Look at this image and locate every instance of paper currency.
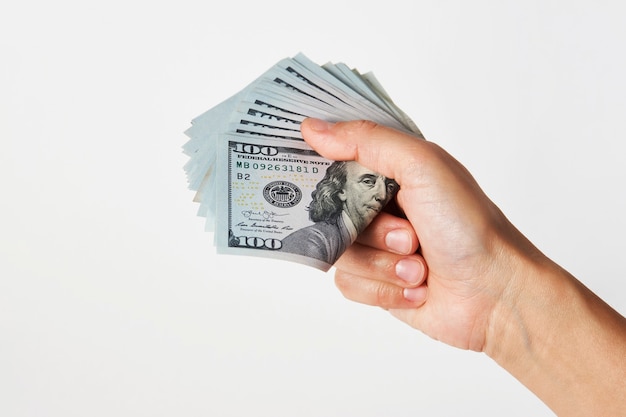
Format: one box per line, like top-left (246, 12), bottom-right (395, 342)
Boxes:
top-left (183, 53), bottom-right (422, 271)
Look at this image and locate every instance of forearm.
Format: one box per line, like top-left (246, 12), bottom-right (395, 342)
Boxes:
top-left (486, 249), bottom-right (626, 416)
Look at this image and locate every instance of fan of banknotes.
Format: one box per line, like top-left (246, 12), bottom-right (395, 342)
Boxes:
top-left (183, 52), bottom-right (423, 271)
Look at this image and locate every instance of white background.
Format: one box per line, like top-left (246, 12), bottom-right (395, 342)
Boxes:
top-left (2, 1), bottom-right (625, 416)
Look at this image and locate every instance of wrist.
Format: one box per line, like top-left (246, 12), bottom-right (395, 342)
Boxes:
top-left (484, 257), bottom-right (557, 363)
top-left (483, 236), bottom-right (626, 415)
top-left (482, 236), bottom-right (553, 366)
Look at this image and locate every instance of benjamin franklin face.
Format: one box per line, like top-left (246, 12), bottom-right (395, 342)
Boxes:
top-left (339, 161), bottom-right (397, 231)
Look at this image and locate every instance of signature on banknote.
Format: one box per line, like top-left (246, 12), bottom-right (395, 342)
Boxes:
top-left (241, 210), bottom-right (288, 220)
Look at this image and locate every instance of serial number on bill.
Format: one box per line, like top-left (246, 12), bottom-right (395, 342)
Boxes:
top-left (235, 162), bottom-right (320, 174)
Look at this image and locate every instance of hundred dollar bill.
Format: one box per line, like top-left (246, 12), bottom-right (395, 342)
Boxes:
top-left (214, 135), bottom-right (334, 270)
top-left (321, 62), bottom-right (421, 134)
top-left (214, 135), bottom-right (399, 271)
top-left (183, 52), bottom-right (421, 269)
top-left (291, 53), bottom-right (422, 136)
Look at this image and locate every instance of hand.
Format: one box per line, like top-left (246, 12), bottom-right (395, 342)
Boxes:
top-left (300, 118), bottom-right (545, 352)
top-left (300, 118), bottom-right (626, 416)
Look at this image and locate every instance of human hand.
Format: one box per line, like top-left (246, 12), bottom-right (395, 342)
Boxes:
top-left (300, 118), bottom-right (546, 352)
top-left (301, 118), bottom-right (626, 416)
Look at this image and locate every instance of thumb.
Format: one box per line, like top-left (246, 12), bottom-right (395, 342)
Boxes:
top-left (300, 118), bottom-right (427, 186)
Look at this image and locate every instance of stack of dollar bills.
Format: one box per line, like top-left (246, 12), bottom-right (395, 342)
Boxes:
top-left (183, 52), bottom-right (423, 271)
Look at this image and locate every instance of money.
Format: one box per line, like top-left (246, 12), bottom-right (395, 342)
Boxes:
top-left (183, 53), bottom-right (423, 270)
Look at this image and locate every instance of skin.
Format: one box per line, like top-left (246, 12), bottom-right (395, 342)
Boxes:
top-left (300, 118), bottom-right (626, 417)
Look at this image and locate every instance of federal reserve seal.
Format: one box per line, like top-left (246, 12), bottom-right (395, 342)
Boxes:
top-left (263, 181), bottom-right (302, 208)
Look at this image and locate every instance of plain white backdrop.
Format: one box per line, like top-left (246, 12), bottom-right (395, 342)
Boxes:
top-left (2, 1), bottom-right (625, 416)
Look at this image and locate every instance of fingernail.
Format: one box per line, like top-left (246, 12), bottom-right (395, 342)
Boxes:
top-left (305, 118), bottom-right (333, 132)
top-left (395, 258), bottom-right (423, 284)
top-left (386, 229), bottom-right (412, 254)
top-left (403, 287), bottom-right (427, 303)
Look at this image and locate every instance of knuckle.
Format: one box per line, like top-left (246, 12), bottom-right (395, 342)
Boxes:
top-left (373, 282), bottom-right (397, 308)
top-left (370, 251), bottom-right (396, 273)
top-left (338, 119), bottom-right (381, 136)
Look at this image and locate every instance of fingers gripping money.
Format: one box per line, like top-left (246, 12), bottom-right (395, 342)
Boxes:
top-left (183, 53), bottom-right (421, 270)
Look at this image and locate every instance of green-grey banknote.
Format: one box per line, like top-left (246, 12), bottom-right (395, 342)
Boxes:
top-left (183, 53), bottom-right (422, 270)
